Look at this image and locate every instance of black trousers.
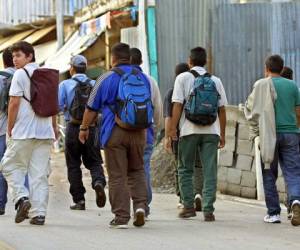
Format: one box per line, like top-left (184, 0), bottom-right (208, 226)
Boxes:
top-left (65, 122), bottom-right (106, 203)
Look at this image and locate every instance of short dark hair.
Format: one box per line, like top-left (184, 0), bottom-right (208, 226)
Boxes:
top-left (265, 55), bottom-right (284, 74)
top-left (190, 47), bottom-right (207, 67)
top-left (111, 43), bottom-right (130, 63)
top-left (73, 65), bottom-right (87, 74)
top-left (130, 48), bottom-right (142, 65)
top-left (281, 66), bottom-right (293, 80)
top-left (175, 63), bottom-right (189, 77)
top-left (2, 48), bottom-right (14, 68)
top-left (10, 41), bottom-right (36, 62)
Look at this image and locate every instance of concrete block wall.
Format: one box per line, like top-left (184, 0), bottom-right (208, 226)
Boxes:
top-left (217, 106), bottom-right (287, 202)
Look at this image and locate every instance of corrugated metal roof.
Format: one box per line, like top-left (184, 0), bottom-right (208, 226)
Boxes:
top-left (155, 0), bottom-right (230, 99)
top-left (45, 30), bottom-right (103, 73)
top-left (212, 2), bottom-right (300, 105)
top-left (0, 29), bottom-right (35, 52)
top-left (24, 25), bottom-right (56, 44)
top-left (0, 0), bottom-right (96, 26)
top-left (34, 40), bottom-right (57, 65)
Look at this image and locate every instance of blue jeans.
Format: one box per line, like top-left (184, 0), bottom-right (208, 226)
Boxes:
top-left (143, 144), bottom-right (154, 214)
top-left (0, 135), bottom-right (8, 209)
top-left (263, 133), bottom-right (300, 216)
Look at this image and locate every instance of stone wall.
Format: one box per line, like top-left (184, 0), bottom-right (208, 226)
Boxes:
top-left (151, 105), bottom-right (287, 202)
top-left (218, 106), bottom-right (287, 202)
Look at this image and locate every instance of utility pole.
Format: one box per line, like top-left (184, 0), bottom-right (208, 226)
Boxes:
top-left (56, 0), bottom-right (64, 50)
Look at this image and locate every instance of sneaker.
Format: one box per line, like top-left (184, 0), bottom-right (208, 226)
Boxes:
top-left (30, 216), bottom-right (45, 226)
top-left (133, 208), bottom-right (145, 227)
top-left (204, 213), bottom-right (215, 222)
top-left (15, 197), bottom-right (31, 223)
top-left (177, 202), bottom-right (184, 209)
top-left (263, 214), bottom-right (281, 224)
top-left (178, 207), bottom-right (196, 219)
top-left (0, 208), bottom-right (5, 215)
top-left (70, 200), bottom-right (85, 210)
top-left (291, 200), bottom-right (300, 226)
top-left (109, 219), bottom-right (128, 229)
top-left (194, 194), bottom-right (202, 212)
top-left (94, 182), bottom-right (106, 208)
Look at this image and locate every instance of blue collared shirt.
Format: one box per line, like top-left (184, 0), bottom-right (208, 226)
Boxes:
top-left (58, 74), bottom-right (95, 121)
top-left (87, 64), bottom-right (151, 147)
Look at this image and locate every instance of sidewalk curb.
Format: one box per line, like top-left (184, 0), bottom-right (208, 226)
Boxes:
top-left (217, 193), bottom-right (287, 210)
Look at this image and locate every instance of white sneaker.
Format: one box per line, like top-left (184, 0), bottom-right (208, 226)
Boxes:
top-left (177, 202), bottom-right (184, 209)
top-left (291, 200), bottom-right (300, 226)
top-left (263, 214), bottom-right (281, 223)
top-left (194, 194), bottom-right (202, 212)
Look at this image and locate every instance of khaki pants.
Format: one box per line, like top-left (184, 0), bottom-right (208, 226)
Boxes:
top-left (104, 126), bottom-right (147, 223)
top-left (0, 138), bottom-right (52, 217)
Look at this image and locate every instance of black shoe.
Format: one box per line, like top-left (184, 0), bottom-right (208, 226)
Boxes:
top-left (30, 216), bottom-right (45, 225)
top-left (109, 219), bottom-right (129, 229)
top-left (133, 208), bottom-right (145, 227)
top-left (0, 208), bottom-right (5, 215)
top-left (204, 213), bottom-right (215, 222)
top-left (70, 200), bottom-right (85, 210)
top-left (15, 197), bottom-right (31, 223)
top-left (178, 207), bottom-right (196, 219)
top-left (94, 182), bottom-right (106, 208)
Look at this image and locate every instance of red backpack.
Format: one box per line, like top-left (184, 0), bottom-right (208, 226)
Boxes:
top-left (23, 68), bottom-right (59, 117)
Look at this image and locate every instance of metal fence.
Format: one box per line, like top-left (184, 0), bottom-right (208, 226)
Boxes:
top-left (212, 2), bottom-right (300, 104)
top-left (0, 0), bottom-right (96, 26)
top-left (155, 0), bottom-right (230, 99)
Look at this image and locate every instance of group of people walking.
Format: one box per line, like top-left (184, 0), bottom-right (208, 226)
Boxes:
top-left (0, 40), bottom-right (299, 229)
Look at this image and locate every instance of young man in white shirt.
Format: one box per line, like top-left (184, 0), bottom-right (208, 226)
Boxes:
top-left (0, 41), bottom-right (56, 225)
top-left (168, 47), bottom-right (227, 221)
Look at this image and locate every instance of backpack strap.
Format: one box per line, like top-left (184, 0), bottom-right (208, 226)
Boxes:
top-left (0, 71), bottom-right (13, 79)
top-left (111, 67), bottom-right (125, 76)
top-left (73, 77), bottom-right (92, 85)
top-left (190, 70), bottom-right (200, 78)
top-left (22, 68), bottom-right (31, 102)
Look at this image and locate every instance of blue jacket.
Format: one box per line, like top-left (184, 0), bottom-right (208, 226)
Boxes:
top-left (87, 64), bottom-right (152, 147)
top-left (59, 74), bottom-right (95, 121)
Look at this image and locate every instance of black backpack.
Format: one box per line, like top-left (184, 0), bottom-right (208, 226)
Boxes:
top-left (0, 71), bottom-right (13, 114)
top-left (69, 78), bottom-right (93, 122)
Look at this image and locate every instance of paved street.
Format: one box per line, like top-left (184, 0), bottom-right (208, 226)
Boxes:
top-left (0, 153), bottom-right (299, 250)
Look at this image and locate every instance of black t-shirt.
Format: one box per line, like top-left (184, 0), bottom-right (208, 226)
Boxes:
top-left (163, 88), bottom-right (174, 118)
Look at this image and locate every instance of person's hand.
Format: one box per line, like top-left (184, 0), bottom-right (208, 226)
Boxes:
top-left (79, 129), bottom-right (89, 144)
top-left (7, 127), bottom-right (12, 138)
top-left (219, 135), bottom-right (225, 149)
top-left (168, 127), bottom-right (178, 141)
top-left (164, 137), bottom-right (172, 154)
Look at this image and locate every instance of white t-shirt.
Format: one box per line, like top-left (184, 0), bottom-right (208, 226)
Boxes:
top-left (9, 63), bottom-right (55, 140)
top-left (172, 66), bottom-right (228, 137)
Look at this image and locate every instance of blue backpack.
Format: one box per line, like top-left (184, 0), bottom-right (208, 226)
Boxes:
top-left (111, 67), bottom-right (153, 130)
top-left (184, 70), bottom-right (220, 125)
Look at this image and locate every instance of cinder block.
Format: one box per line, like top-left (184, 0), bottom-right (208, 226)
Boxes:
top-left (225, 105), bottom-right (239, 121)
top-left (236, 155), bottom-right (253, 171)
top-left (227, 183), bottom-right (241, 196)
top-left (238, 124), bottom-right (250, 140)
top-left (224, 136), bottom-right (236, 152)
top-left (278, 192), bottom-right (287, 203)
top-left (226, 120), bottom-right (237, 137)
top-left (237, 109), bottom-right (248, 124)
top-left (276, 177), bottom-right (286, 193)
top-left (218, 150), bottom-right (234, 167)
top-left (227, 168), bottom-right (242, 185)
top-left (241, 171), bottom-right (256, 188)
top-left (241, 187), bottom-right (256, 199)
top-left (217, 181), bottom-right (228, 194)
top-left (236, 139), bottom-right (254, 156)
top-left (218, 166), bottom-right (228, 182)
